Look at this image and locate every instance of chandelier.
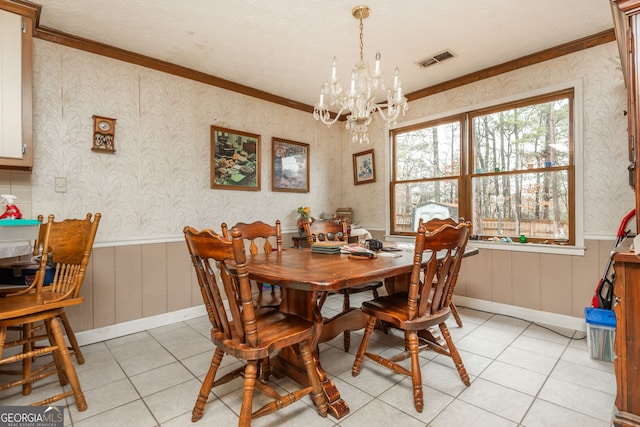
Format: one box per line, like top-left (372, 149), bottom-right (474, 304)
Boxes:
top-left (313, 5), bottom-right (409, 144)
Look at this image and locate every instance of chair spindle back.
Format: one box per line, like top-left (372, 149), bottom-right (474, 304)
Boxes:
top-left (35, 213), bottom-right (100, 299)
top-left (184, 226), bottom-right (258, 346)
top-left (408, 221), bottom-right (470, 321)
top-left (221, 220), bottom-right (282, 255)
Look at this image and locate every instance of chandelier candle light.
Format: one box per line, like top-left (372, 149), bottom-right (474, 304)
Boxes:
top-left (313, 5), bottom-right (408, 144)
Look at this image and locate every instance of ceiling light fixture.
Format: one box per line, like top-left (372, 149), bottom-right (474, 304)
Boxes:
top-left (313, 5), bottom-right (408, 144)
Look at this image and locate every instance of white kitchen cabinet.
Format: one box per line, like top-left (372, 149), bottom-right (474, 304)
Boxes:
top-left (0, 6), bottom-right (32, 170)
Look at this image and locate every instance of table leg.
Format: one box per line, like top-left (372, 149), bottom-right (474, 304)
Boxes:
top-left (273, 287), bottom-right (362, 419)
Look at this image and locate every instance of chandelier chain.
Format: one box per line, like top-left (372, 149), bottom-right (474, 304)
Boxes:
top-left (359, 16), bottom-right (364, 63)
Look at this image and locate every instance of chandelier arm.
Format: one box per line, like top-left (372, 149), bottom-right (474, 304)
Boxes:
top-left (372, 103), bottom-right (399, 124)
top-left (314, 105), bottom-right (347, 126)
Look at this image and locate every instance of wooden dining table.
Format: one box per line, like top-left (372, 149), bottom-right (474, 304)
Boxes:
top-left (246, 245), bottom-right (478, 419)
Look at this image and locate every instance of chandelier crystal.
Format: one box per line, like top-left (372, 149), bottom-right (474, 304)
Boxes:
top-left (313, 5), bottom-right (409, 144)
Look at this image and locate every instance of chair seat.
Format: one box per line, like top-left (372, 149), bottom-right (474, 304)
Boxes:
top-left (213, 307), bottom-right (315, 360)
top-left (0, 294), bottom-right (83, 320)
top-left (361, 293), bottom-right (451, 331)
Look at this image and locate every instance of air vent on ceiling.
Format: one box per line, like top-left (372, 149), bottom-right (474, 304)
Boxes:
top-left (416, 50), bottom-right (454, 69)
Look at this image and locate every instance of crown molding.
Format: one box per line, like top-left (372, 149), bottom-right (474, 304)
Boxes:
top-left (406, 29), bottom-right (615, 101)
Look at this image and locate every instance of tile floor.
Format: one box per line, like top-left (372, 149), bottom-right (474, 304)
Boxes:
top-left (0, 294), bottom-right (617, 426)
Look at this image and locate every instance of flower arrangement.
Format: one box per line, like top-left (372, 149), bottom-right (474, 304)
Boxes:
top-left (297, 206), bottom-right (310, 220)
top-left (296, 206), bottom-right (311, 235)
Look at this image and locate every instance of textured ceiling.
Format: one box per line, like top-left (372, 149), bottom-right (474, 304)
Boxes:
top-left (34, 0), bottom-right (615, 109)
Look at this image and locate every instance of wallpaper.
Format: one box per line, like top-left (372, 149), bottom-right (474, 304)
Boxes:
top-left (30, 39), bottom-right (629, 243)
top-left (342, 42), bottom-right (632, 237)
top-left (31, 40), bottom-right (344, 242)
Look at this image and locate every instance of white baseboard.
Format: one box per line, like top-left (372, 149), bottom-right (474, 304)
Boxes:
top-left (74, 305), bottom-right (207, 346)
top-left (454, 296), bottom-right (586, 332)
top-left (74, 298), bottom-right (586, 347)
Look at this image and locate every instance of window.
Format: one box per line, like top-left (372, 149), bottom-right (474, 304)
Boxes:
top-left (391, 89), bottom-right (575, 246)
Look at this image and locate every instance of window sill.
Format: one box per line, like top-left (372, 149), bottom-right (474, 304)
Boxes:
top-left (467, 240), bottom-right (584, 256)
top-left (385, 235), bottom-right (585, 256)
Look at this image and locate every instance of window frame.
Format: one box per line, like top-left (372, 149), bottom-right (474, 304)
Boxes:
top-left (387, 82), bottom-right (584, 255)
top-left (390, 115), bottom-right (465, 237)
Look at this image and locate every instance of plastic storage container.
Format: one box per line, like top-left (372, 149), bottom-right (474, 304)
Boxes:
top-left (584, 307), bottom-right (616, 362)
top-left (0, 219), bottom-right (40, 242)
top-left (0, 262), bottom-right (54, 286)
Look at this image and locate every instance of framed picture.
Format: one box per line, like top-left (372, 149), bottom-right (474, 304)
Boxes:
top-left (272, 138), bottom-right (309, 193)
top-left (210, 126), bottom-right (261, 191)
top-left (353, 149), bottom-right (375, 185)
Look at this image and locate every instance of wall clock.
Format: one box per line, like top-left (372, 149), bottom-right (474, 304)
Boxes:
top-left (92, 115), bottom-right (116, 153)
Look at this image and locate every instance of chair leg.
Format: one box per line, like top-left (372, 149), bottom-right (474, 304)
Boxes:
top-left (343, 330), bottom-right (351, 353)
top-left (343, 291), bottom-right (351, 352)
top-left (299, 340), bottom-right (327, 417)
top-left (239, 361), bottom-right (258, 427)
top-left (59, 312), bottom-right (84, 364)
top-left (406, 330), bottom-right (423, 413)
top-left (439, 323), bottom-right (470, 386)
top-left (260, 356), bottom-right (271, 381)
top-left (192, 348), bottom-right (224, 422)
top-left (44, 319), bottom-right (68, 387)
top-left (21, 323), bottom-right (32, 395)
top-left (450, 301), bottom-right (463, 328)
top-left (352, 316), bottom-right (376, 376)
top-left (47, 317), bottom-right (87, 411)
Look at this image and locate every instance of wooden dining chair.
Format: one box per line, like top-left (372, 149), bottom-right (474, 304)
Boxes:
top-left (304, 219), bottom-right (383, 351)
top-left (184, 226), bottom-right (327, 425)
top-left (0, 214), bottom-right (88, 410)
top-left (419, 217), bottom-right (465, 327)
top-left (352, 221), bottom-right (471, 413)
top-left (15, 213), bottom-right (101, 366)
top-left (221, 220), bottom-right (282, 308)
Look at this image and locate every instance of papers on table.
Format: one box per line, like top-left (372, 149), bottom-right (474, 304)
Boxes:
top-left (340, 244), bottom-right (376, 258)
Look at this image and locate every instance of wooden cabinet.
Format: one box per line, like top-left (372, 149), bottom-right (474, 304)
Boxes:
top-left (0, 1), bottom-right (35, 170)
top-left (612, 2), bottom-right (640, 425)
top-left (613, 0), bottom-right (640, 231)
top-left (611, 252), bottom-right (640, 427)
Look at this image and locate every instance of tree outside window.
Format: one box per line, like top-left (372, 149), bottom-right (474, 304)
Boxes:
top-left (391, 89), bottom-right (574, 245)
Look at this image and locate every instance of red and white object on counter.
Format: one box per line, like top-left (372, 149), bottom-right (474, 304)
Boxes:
top-left (0, 195), bottom-right (22, 219)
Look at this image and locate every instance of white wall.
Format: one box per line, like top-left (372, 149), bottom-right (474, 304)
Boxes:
top-left (30, 39), bottom-right (345, 243)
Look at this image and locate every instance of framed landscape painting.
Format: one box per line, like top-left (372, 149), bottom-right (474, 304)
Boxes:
top-left (210, 126), bottom-right (261, 191)
top-left (353, 149), bottom-right (375, 185)
top-left (272, 138), bottom-right (309, 192)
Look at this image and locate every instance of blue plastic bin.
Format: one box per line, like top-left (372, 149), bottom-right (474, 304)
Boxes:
top-left (584, 307), bottom-right (616, 362)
